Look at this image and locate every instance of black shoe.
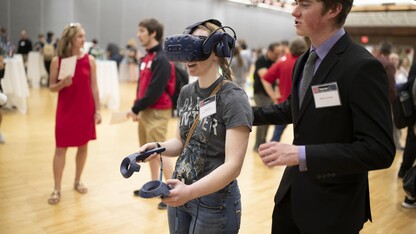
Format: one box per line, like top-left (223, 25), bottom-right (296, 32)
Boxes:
top-left (157, 202), bottom-right (167, 210)
top-left (133, 189), bottom-right (141, 196)
top-left (402, 196), bottom-right (416, 208)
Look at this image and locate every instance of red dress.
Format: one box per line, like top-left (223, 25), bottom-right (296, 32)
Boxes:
top-left (55, 54), bottom-right (96, 147)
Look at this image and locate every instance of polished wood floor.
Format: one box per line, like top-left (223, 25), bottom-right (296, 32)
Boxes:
top-left (0, 82), bottom-right (415, 234)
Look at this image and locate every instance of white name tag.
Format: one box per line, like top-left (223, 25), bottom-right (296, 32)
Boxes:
top-left (140, 62), bottom-right (146, 70)
top-left (199, 95), bottom-right (217, 119)
top-left (312, 82), bottom-right (341, 108)
top-left (146, 61), bottom-right (152, 69)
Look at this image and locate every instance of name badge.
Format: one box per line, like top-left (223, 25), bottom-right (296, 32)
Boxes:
top-left (140, 62), bottom-right (146, 70)
top-left (199, 95), bottom-right (217, 119)
top-left (146, 61), bottom-right (152, 69)
top-left (312, 82), bottom-right (341, 108)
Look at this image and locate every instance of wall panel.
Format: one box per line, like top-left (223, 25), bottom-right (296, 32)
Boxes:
top-left (0, 0), bottom-right (301, 52)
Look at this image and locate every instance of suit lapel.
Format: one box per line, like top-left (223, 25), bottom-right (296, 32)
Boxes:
top-left (293, 34), bottom-right (352, 124)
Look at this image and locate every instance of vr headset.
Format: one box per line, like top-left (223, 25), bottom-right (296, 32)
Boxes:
top-left (164, 19), bottom-right (236, 62)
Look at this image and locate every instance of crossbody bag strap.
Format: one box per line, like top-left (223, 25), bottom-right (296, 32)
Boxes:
top-left (183, 80), bottom-right (228, 149)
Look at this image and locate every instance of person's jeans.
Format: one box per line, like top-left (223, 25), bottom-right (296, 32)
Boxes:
top-left (168, 180), bottom-right (241, 234)
top-left (271, 125), bottom-right (287, 142)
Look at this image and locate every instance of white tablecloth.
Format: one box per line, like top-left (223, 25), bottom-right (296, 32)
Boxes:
top-left (96, 60), bottom-right (120, 110)
top-left (118, 62), bottom-right (130, 82)
top-left (1, 54), bottom-right (30, 113)
top-left (26, 51), bottom-right (47, 88)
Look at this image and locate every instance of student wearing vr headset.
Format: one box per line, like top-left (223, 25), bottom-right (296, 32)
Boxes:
top-left (137, 19), bottom-right (253, 233)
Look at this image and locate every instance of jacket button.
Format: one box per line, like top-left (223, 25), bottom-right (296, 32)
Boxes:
top-left (295, 133), bottom-right (300, 138)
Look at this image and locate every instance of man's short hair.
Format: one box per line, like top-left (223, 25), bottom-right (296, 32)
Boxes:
top-left (320, 0), bottom-right (353, 27)
top-left (139, 18), bottom-right (164, 43)
top-left (379, 41), bottom-right (392, 55)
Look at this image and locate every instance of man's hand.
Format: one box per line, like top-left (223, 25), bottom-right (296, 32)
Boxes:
top-left (127, 111), bottom-right (140, 121)
top-left (258, 142), bottom-right (299, 167)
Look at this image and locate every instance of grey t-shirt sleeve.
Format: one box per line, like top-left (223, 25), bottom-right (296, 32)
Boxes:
top-left (220, 83), bottom-right (253, 131)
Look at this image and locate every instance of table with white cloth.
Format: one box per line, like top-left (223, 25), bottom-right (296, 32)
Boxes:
top-left (1, 54), bottom-right (30, 113)
top-left (26, 51), bottom-right (47, 88)
top-left (96, 60), bottom-right (120, 110)
top-left (118, 61), bottom-right (130, 82)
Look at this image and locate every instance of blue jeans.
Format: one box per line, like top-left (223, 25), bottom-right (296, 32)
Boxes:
top-left (167, 180), bottom-right (241, 234)
top-left (271, 125), bottom-right (287, 142)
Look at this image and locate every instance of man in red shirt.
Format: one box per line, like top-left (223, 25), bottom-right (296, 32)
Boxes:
top-left (128, 18), bottom-right (175, 210)
top-left (261, 37), bottom-right (307, 141)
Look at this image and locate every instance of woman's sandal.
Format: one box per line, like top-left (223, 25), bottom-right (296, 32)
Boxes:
top-left (74, 182), bottom-right (88, 194)
top-left (48, 190), bottom-right (60, 205)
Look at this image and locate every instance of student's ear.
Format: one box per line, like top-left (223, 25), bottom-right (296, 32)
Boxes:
top-left (328, 3), bottom-right (342, 19)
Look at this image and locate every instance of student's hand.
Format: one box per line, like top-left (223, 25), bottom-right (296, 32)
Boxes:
top-left (258, 142), bottom-right (299, 167)
top-left (61, 76), bottom-right (73, 87)
top-left (127, 111), bottom-right (139, 121)
top-left (94, 111), bottom-right (102, 124)
top-left (161, 179), bottom-right (192, 207)
top-left (137, 142), bottom-right (159, 163)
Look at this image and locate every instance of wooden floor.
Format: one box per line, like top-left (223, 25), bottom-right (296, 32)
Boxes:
top-left (0, 82), bottom-right (415, 234)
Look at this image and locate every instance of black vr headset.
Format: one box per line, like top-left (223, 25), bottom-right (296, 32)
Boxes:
top-left (164, 19), bottom-right (236, 62)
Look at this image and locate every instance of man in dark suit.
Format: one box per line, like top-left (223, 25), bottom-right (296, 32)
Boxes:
top-left (252, 0), bottom-right (395, 233)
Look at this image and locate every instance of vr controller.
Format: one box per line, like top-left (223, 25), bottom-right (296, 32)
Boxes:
top-left (120, 147), bottom-right (171, 198)
top-left (138, 180), bottom-right (171, 198)
top-left (120, 147), bottom-right (166, 178)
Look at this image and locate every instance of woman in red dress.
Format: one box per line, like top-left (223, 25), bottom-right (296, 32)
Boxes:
top-left (48, 23), bottom-right (101, 205)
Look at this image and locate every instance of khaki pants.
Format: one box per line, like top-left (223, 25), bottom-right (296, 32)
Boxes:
top-left (138, 108), bottom-right (171, 146)
top-left (138, 108), bottom-right (173, 181)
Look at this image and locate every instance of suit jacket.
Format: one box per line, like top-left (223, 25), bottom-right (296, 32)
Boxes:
top-left (253, 33), bottom-right (395, 234)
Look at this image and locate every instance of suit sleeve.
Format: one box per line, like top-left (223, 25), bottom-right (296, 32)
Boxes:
top-left (306, 57), bottom-right (395, 176)
top-left (252, 98), bottom-right (293, 125)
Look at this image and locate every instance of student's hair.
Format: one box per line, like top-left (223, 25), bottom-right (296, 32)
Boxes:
top-left (379, 41), bottom-right (392, 56)
top-left (139, 18), bottom-right (164, 44)
top-left (47, 31), bottom-right (54, 39)
top-left (319, 0), bottom-right (353, 27)
top-left (289, 37), bottom-right (308, 56)
top-left (238, 39), bottom-right (248, 50)
top-left (233, 46), bottom-right (244, 67)
top-left (196, 21), bottom-right (233, 81)
top-left (57, 23), bottom-right (82, 58)
top-left (268, 42), bottom-right (281, 52)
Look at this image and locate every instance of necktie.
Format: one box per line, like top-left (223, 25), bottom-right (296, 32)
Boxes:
top-left (299, 50), bottom-right (318, 106)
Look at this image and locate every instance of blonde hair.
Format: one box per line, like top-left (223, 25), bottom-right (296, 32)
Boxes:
top-left (57, 23), bottom-right (83, 58)
top-left (197, 22), bottom-right (233, 81)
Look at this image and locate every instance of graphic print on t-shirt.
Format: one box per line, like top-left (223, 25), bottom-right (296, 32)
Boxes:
top-left (176, 94), bottom-right (219, 181)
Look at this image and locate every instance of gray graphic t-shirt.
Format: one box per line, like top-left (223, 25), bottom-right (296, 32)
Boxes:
top-left (175, 78), bottom-right (253, 182)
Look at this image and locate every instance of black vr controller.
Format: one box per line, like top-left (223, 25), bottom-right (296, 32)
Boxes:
top-left (120, 147), bottom-right (171, 198)
top-left (164, 19), bottom-right (236, 62)
top-left (138, 180), bottom-right (171, 198)
top-left (120, 147), bottom-right (166, 178)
